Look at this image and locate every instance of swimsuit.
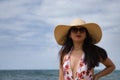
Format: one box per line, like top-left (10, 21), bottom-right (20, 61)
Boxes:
top-left (63, 50), bottom-right (93, 80)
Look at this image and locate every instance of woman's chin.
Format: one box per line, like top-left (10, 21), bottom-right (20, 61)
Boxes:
top-left (73, 39), bottom-right (84, 43)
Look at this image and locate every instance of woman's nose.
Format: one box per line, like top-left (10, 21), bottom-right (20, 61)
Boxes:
top-left (76, 31), bottom-right (81, 34)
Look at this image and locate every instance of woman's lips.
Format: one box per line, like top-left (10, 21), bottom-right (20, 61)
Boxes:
top-left (76, 35), bottom-right (81, 38)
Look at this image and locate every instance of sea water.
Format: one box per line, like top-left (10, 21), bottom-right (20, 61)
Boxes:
top-left (0, 70), bottom-right (119, 80)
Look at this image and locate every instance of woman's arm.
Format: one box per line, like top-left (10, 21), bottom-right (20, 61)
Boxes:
top-left (94, 57), bottom-right (115, 80)
top-left (59, 65), bottom-right (64, 80)
top-left (59, 55), bottom-right (66, 80)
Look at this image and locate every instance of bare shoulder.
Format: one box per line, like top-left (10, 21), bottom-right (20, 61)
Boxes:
top-left (63, 54), bottom-right (67, 60)
top-left (63, 54), bottom-right (68, 63)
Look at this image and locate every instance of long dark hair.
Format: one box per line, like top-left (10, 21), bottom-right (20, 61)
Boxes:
top-left (59, 26), bottom-right (107, 70)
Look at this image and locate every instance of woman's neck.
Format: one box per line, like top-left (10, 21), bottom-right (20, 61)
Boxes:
top-left (73, 42), bottom-right (83, 51)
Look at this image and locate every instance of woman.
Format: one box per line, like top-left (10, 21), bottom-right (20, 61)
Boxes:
top-left (54, 19), bottom-right (115, 80)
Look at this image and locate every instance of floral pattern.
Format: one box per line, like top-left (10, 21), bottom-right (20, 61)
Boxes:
top-left (63, 52), bottom-right (93, 80)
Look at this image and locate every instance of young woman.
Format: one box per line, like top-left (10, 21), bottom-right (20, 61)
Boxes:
top-left (54, 19), bottom-right (115, 80)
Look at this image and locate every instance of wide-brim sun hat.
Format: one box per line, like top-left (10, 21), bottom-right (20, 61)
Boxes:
top-left (54, 19), bottom-right (102, 45)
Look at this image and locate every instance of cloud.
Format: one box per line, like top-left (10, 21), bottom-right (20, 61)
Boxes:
top-left (0, 0), bottom-right (42, 19)
top-left (0, 0), bottom-right (120, 69)
top-left (32, 0), bottom-right (120, 33)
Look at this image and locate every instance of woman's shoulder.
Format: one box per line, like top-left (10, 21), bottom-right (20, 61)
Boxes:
top-left (94, 45), bottom-right (108, 60)
top-left (63, 54), bottom-right (70, 62)
top-left (94, 45), bottom-right (107, 54)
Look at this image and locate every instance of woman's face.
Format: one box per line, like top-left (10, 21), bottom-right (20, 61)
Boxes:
top-left (70, 26), bottom-right (87, 43)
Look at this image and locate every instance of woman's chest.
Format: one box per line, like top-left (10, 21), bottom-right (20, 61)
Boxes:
top-left (70, 54), bottom-right (83, 72)
top-left (63, 54), bottom-right (91, 79)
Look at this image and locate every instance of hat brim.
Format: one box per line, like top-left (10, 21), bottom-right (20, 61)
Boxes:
top-left (54, 23), bottom-right (102, 45)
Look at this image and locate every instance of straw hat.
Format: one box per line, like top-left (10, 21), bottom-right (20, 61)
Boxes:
top-left (54, 19), bottom-right (102, 45)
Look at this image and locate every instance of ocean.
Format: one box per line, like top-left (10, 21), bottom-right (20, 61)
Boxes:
top-left (0, 70), bottom-right (119, 80)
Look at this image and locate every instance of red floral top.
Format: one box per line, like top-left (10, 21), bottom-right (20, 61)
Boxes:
top-left (63, 51), bottom-right (93, 80)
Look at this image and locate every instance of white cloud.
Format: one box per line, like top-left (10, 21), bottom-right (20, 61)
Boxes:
top-left (0, 0), bottom-right (41, 19)
top-left (0, 0), bottom-right (120, 70)
top-left (32, 0), bottom-right (120, 32)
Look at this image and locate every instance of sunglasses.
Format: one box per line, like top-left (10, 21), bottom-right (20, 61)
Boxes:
top-left (71, 26), bottom-right (86, 33)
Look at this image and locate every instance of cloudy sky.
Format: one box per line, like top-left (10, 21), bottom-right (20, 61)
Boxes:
top-left (0, 0), bottom-right (120, 70)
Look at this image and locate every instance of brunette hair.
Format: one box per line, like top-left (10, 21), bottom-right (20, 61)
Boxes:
top-left (59, 26), bottom-right (107, 70)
